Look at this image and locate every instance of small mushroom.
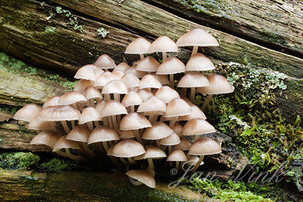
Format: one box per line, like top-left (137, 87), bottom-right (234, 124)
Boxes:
top-left (149, 36), bottom-right (178, 61)
top-left (95, 54), bottom-right (116, 71)
top-left (74, 64), bottom-right (104, 81)
top-left (101, 100), bottom-right (128, 131)
top-left (134, 145), bottom-right (166, 170)
top-left (78, 107), bottom-right (101, 131)
top-left (142, 122), bottom-right (174, 147)
top-left (164, 98), bottom-right (191, 127)
top-left (167, 149), bottom-right (187, 172)
top-left (185, 53), bottom-right (215, 72)
top-left (114, 62), bottom-right (130, 73)
top-left (74, 79), bottom-right (93, 93)
top-left (121, 91), bottom-right (142, 112)
top-left (126, 169), bottom-right (156, 188)
top-left (156, 57), bottom-right (185, 86)
top-left (102, 80), bottom-right (128, 102)
top-left (125, 37), bottom-right (151, 60)
top-left (13, 104), bottom-right (41, 122)
top-left (136, 56), bottom-right (160, 73)
top-left (182, 119), bottom-right (216, 141)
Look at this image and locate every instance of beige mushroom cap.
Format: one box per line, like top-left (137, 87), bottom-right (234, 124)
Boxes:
top-left (112, 70), bottom-right (125, 79)
top-left (102, 80), bottom-right (128, 95)
top-left (53, 136), bottom-right (80, 152)
top-left (159, 133), bottom-right (181, 146)
top-left (136, 56), bottom-right (160, 73)
top-left (101, 100), bottom-right (128, 117)
top-left (125, 64), bottom-right (146, 79)
top-left (197, 74), bottom-right (234, 95)
top-left (125, 37), bottom-right (151, 54)
top-left (14, 104), bottom-right (41, 122)
top-left (74, 64), bottom-right (104, 81)
top-left (142, 122), bottom-right (174, 140)
top-left (182, 119), bottom-right (216, 136)
top-left (164, 98), bottom-right (191, 118)
top-left (126, 169), bottom-right (156, 188)
top-left (138, 89), bottom-right (153, 102)
top-left (137, 96), bottom-right (166, 114)
top-left (121, 91), bottom-right (142, 107)
top-left (74, 79), bottom-right (93, 93)
top-left (135, 145), bottom-right (166, 160)
top-left (95, 100), bottom-right (107, 113)
top-left (173, 138), bottom-right (191, 151)
top-left (186, 53), bottom-right (215, 72)
top-left (39, 105), bottom-right (80, 121)
top-left (167, 149), bottom-right (187, 162)
top-left (176, 28), bottom-right (219, 47)
top-left (156, 57), bottom-right (185, 75)
top-left (186, 156), bottom-right (205, 166)
top-left (94, 72), bottom-right (118, 88)
top-left (43, 95), bottom-right (61, 109)
top-left (30, 130), bottom-right (61, 148)
top-left (120, 130), bottom-right (136, 139)
top-left (88, 126), bottom-right (120, 144)
top-left (139, 75), bottom-right (162, 89)
top-left (28, 116), bottom-right (55, 130)
top-left (178, 105), bottom-right (207, 121)
top-left (58, 91), bottom-right (87, 105)
top-left (112, 139), bottom-right (145, 158)
top-left (120, 73), bottom-right (140, 90)
top-left (95, 54), bottom-right (116, 70)
top-left (83, 87), bottom-right (103, 100)
top-left (149, 36), bottom-right (178, 53)
top-left (155, 74), bottom-right (169, 85)
top-left (189, 137), bottom-right (222, 156)
top-left (155, 86), bottom-right (180, 104)
top-left (114, 62), bottom-right (130, 73)
top-left (120, 112), bottom-right (152, 130)
top-left (78, 107), bottom-right (101, 124)
top-left (66, 125), bottom-right (90, 143)
top-left (172, 123), bottom-right (183, 137)
top-left (177, 72), bottom-right (210, 88)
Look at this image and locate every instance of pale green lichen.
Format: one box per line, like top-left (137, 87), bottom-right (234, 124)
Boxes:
top-left (97, 27), bottom-right (109, 38)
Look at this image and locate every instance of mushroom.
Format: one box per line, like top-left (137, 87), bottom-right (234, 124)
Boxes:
top-left (156, 57), bottom-right (185, 86)
top-left (167, 149), bottom-right (187, 172)
top-left (142, 122), bottom-right (174, 147)
top-left (136, 56), bottom-right (160, 73)
top-left (155, 74), bottom-right (170, 85)
top-left (74, 64), bottom-right (104, 81)
top-left (126, 169), bottom-right (156, 188)
top-left (137, 96), bottom-right (166, 123)
top-left (176, 28), bottom-right (219, 56)
top-left (182, 119), bottom-right (216, 141)
top-left (137, 89), bottom-right (153, 102)
top-left (173, 138), bottom-right (191, 151)
top-left (114, 62), bottom-right (130, 73)
top-left (112, 70), bottom-right (125, 79)
top-left (102, 80), bottom-right (128, 101)
top-left (120, 130), bottom-right (136, 139)
top-left (30, 130), bottom-right (61, 148)
top-left (112, 139), bottom-right (145, 164)
top-left (95, 54), bottom-right (116, 71)
top-left (83, 86), bottom-right (103, 107)
top-left (120, 113), bottom-right (152, 144)
top-left (188, 137), bottom-right (221, 172)
top-left (159, 133), bottom-right (181, 154)
top-left (42, 95), bottom-right (61, 109)
top-left (164, 98), bottom-right (191, 127)
top-left (125, 37), bottom-right (151, 60)
top-left (101, 100), bottom-right (128, 131)
top-left (172, 123), bottom-right (183, 137)
top-left (198, 74), bottom-right (234, 111)
top-left (78, 107), bottom-right (101, 131)
top-left (155, 86), bottom-right (180, 104)
top-left (13, 104), bottom-right (41, 122)
top-left (58, 91), bottom-right (87, 111)
top-left (120, 73), bottom-right (140, 91)
top-left (121, 91), bottom-right (142, 112)
top-left (74, 79), bottom-right (93, 93)
top-left (95, 100), bottom-right (108, 126)
top-left (139, 75), bottom-right (162, 90)
top-left (125, 62), bottom-right (146, 78)
top-left (94, 72), bottom-right (118, 91)
top-left (178, 105), bottom-right (206, 121)
top-left (177, 72), bottom-right (210, 102)
top-left (149, 36), bottom-right (178, 61)
top-left (27, 115), bottom-right (55, 131)
top-left (185, 53), bottom-right (215, 72)
top-left (134, 145), bottom-right (166, 170)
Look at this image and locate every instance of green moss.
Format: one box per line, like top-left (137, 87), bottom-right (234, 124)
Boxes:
top-left (0, 152), bottom-right (40, 169)
top-left (40, 158), bottom-right (79, 172)
top-left (260, 31), bottom-right (289, 46)
top-left (44, 26), bottom-right (56, 34)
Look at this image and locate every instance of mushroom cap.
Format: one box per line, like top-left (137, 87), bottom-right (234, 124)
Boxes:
top-left (114, 62), bottom-right (130, 73)
top-left (186, 53), bottom-right (215, 72)
top-left (88, 126), bottom-right (120, 144)
top-left (120, 130), bottom-right (136, 139)
top-left (137, 96), bottom-right (166, 114)
top-left (120, 112), bottom-right (151, 130)
top-left (167, 149), bottom-right (187, 162)
top-left (155, 74), bottom-right (169, 85)
top-left (182, 119), bottom-right (216, 136)
top-left (186, 156), bottom-right (205, 166)
top-left (112, 70), bottom-right (125, 79)
top-left (177, 72), bottom-right (210, 88)
top-left (94, 72), bottom-right (118, 88)
top-left (30, 130), bottom-right (61, 148)
top-left (78, 107), bottom-right (101, 124)
top-left (189, 137), bottom-right (222, 156)
top-left (139, 75), bottom-right (162, 89)
top-left (178, 105), bottom-right (206, 121)
top-left (74, 79), bottom-right (93, 93)
top-left (120, 73), bottom-right (140, 89)
top-left (135, 145), bottom-right (166, 160)
top-left (125, 37), bottom-right (151, 54)
top-left (164, 98), bottom-right (191, 118)
top-left (172, 123), bottom-right (183, 137)
top-left (142, 122), bottom-right (174, 140)
top-left (126, 169), bottom-right (156, 188)
top-left (43, 95), bottom-right (61, 109)
top-left (112, 139), bottom-right (145, 158)
top-left (13, 104), bottom-right (41, 122)
top-left (156, 57), bottom-right (185, 75)
top-left (173, 138), bottom-right (191, 151)
top-left (53, 136), bottom-right (80, 152)
top-left (101, 100), bottom-right (128, 117)
top-left (121, 91), bottom-right (142, 107)
top-left (74, 64), bottom-right (104, 81)
top-left (66, 125), bottom-right (90, 143)
top-left (102, 80), bottom-right (128, 95)
top-left (136, 56), bottom-right (160, 72)
top-left (39, 105), bottom-right (80, 121)
top-left (159, 133), bottom-right (181, 146)
top-left (126, 63), bottom-right (146, 78)
top-left (155, 86), bottom-right (180, 104)
top-left (95, 54), bottom-right (116, 70)
top-left (58, 91), bottom-right (87, 105)
top-left (149, 36), bottom-right (178, 53)
top-left (95, 100), bottom-right (107, 113)
top-left (176, 28), bottom-right (219, 47)
top-left (138, 89), bottom-right (153, 101)
top-left (28, 116), bottom-right (55, 130)
top-left (84, 87), bottom-right (103, 100)
top-left (197, 74), bottom-right (234, 95)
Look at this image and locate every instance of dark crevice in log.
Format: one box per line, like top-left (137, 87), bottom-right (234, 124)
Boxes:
top-left (143, 0), bottom-right (303, 59)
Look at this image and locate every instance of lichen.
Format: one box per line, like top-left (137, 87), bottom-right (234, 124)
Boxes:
top-left (97, 27), bottom-right (109, 38)
top-left (44, 26), bottom-right (56, 34)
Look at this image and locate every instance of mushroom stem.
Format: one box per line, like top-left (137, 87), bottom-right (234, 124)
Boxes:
top-left (128, 177), bottom-right (143, 186)
top-left (90, 99), bottom-right (95, 107)
top-left (102, 118), bottom-right (108, 126)
top-left (102, 141), bottom-right (109, 152)
top-left (149, 115), bottom-right (158, 123)
top-left (156, 140), bottom-right (160, 148)
top-left (117, 115), bottom-right (121, 126)
top-left (201, 94), bottom-right (213, 111)
top-left (76, 103), bottom-right (84, 111)
top-left (148, 158), bottom-right (155, 170)
top-left (94, 143), bottom-right (104, 155)
top-left (128, 157), bottom-right (136, 164)
top-left (192, 46), bottom-right (198, 56)
top-left (134, 130), bottom-right (143, 144)
top-left (86, 122), bottom-right (94, 131)
top-left (192, 155), bottom-right (204, 172)
top-left (61, 121), bottom-right (70, 134)
top-left (169, 74), bottom-right (174, 87)
top-left (104, 94), bottom-right (110, 101)
top-left (168, 146), bottom-right (172, 155)
top-left (71, 120), bottom-right (76, 128)
top-left (181, 88), bottom-right (187, 97)
top-left (81, 142), bottom-right (97, 159)
top-left (107, 117), bottom-right (113, 129)
top-left (112, 116), bottom-right (119, 131)
top-left (169, 117), bottom-right (178, 128)
top-left (162, 52), bottom-right (167, 61)
top-left (94, 121), bottom-right (100, 127)
top-left (194, 135), bottom-right (200, 141)
top-left (130, 105), bottom-right (135, 113)
top-left (139, 54), bottom-right (144, 60)
top-left (113, 93), bottom-right (120, 102)
top-left (55, 151), bottom-right (68, 158)
top-left (190, 87), bottom-right (196, 102)
top-left (176, 161), bottom-right (180, 172)
top-left (65, 148), bottom-right (87, 161)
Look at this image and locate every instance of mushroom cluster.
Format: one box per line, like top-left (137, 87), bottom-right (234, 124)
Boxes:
top-left (13, 28), bottom-right (234, 188)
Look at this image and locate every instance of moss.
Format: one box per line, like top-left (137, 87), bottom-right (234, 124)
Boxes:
top-left (44, 26), bottom-right (56, 34)
top-left (40, 158), bottom-right (79, 172)
top-left (260, 31), bottom-right (289, 46)
top-left (0, 152), bottom-right (40, 169)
